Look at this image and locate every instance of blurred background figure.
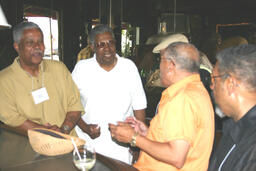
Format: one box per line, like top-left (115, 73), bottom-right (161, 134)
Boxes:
top-left (76, 37), bottom-right (94, 62)
top-left (218, 36), bottom-right (248, 52)
top-left (199, 51), bottom-right (213, 93)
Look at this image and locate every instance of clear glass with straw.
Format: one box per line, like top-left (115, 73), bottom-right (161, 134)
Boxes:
top-left (71, 138), bottom-right (96, 171)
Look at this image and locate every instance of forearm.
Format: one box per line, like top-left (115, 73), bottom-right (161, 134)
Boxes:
top-left (77, 118), bottom-right (101, 139)
top-left (77, 117), bottom-right (89, 133)
top-left (134, 109), bottom-right (146, 124)
top-left (7, 120), bottom-right (48, 136)
top-left (136, 135), bottom-right (189, 169)
top-left (61, 111), bottom-right (81, 134)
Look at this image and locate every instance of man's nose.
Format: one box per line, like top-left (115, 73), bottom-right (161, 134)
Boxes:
top-left (105, 42), bottom-right (112, 48)
top-left (103, 43), bottom-right (111, 50)
top-left (33, 41), bottom-right (43, 48)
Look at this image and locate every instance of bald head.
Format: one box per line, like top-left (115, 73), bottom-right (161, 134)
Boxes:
top-left (164, 42), bottom-right (200, 73)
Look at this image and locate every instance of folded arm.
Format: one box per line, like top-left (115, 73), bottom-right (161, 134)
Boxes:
top-left (2, 111), bottom-right (82, 136)
top-left (1, 120), bottom-right (49, 136)
top-left (136, 135), bottom-right (190, 169)
top-left (109, 123), bottom-right (190, 169)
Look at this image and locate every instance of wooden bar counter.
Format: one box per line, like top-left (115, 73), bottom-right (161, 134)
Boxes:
top-left (0, 127), bottom-right (138, 171)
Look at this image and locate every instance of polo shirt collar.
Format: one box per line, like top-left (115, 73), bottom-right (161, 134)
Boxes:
top-left (12, 57), bottom-right (46, 76)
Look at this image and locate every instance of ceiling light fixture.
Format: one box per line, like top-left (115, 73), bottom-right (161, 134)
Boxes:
top-left (0, 4), bottom-right (11, 29)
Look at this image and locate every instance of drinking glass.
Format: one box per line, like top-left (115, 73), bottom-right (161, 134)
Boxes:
top-left (73, 144), bottom-right (96, 171)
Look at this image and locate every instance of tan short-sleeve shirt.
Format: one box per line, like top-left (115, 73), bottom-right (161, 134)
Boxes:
top-left (0, 58), bottom-right (84, 135)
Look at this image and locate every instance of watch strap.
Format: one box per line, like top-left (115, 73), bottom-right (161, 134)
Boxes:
top-left (130, 132), bottom-right (139, 147)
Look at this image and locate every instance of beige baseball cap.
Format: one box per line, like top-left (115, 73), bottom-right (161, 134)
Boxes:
top-left (152, 33), bottom-right (189, 53)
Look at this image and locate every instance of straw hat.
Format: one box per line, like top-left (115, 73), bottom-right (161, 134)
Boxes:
top-left (28, 128), bottom-right (85, 156)
top-left (152, 33), bottom-right (189, 53)
top-left (199, 52), bottom-right (213, 73)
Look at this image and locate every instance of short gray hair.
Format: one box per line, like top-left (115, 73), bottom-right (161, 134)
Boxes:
top-left (13, 21), bottom-right (43, 44)
top-left (216, 44), bottom-right (256, 91)
top-left (88, 24), bottom-right (115, 45)
top-left (164, 42), bottom-right (200, 73)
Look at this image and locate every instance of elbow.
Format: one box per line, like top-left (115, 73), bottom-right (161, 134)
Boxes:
top-left (165, 140), bottom-right (189, 169)
top-left (167, 157), bottom-right (186, 169)
top-left (174, 161), bottom-right (185, 169)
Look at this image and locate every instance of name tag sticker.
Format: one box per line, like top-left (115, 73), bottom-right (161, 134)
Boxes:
top-left (32, 87), bottom-right (49, 104)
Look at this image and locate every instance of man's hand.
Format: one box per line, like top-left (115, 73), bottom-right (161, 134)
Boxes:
top-left (125, 117), bottom-right (148, 136)
top-left (77, 119), bottom-right (100, 139)
top-left (109, 122), bottom-right (135, 143)
top-left (85, 124), bottom-right (101, 139)
top-left (44, 123), bottom-right (61, 132)
top-left (9, 120), bottom-right (63, 136)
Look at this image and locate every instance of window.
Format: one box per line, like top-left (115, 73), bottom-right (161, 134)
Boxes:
top-left (24, 5), bottom-right (59, 60)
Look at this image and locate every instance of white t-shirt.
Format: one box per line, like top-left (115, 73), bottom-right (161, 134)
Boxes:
top-left (72, 54), bottom-right (147, 164)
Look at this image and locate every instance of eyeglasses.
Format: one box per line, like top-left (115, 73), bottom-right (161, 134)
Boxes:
top-left (160, 57), bottom-right (173, 62)
top-left (160, 57), bottom-right (176, 66)
top-left (95, 40), bottom-right (116, 49)
top-left (160, 57), bottom-right (169, 61)
top-left (211, 74), bottom-right (228, 79)
top-left (211, 73), bottom-right (228, 85)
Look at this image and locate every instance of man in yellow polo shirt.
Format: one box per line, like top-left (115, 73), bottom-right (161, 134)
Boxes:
top-left (0, 21), bottom-right (88, 137)
top-left (109, 42), bottom-right (214, 170)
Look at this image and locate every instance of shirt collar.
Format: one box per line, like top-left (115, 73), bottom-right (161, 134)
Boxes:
top-left (225, 105), bottom-right (256, 143)
top-left (92, 53), bottom-right (120, 69)
top-left (13, 57), bottom-right (46, 75)
top-left (93, 53), bottom-right (120, 58)
top-left (162, 74), bottom-right (201, 99)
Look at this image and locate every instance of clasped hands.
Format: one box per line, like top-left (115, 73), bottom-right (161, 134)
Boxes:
top-left (108, 117), bottom-right (148, 144)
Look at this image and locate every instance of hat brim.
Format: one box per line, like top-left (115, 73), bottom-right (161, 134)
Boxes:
top-left (153, 34), bottom-right (189, 53)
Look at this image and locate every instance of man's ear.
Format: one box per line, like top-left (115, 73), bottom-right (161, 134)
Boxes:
top-left (226, 76), bottom-right (238, 96)
top-left (13, 42), bottom-right (19, 53)
top-left (167, 60), bottom-right (176, 72)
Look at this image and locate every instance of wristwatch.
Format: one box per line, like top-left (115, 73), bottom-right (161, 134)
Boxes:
top-left (61, 125), bottom-right (71, 134)
top-left (130, 132), bottom-right (139, 147)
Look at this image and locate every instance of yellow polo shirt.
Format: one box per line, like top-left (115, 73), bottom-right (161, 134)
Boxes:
top-left (134, 74), bottom-right (214, 171)
top-left (77, 45), bottom-right (93, 62)
top-left (0, 58), bottom-right (84, 136)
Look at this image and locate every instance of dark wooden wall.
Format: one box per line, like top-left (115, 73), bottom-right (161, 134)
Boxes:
top-left (1, 0), bottom-right (256, 71)
top-left (0, 0), bottom-right (91, 71)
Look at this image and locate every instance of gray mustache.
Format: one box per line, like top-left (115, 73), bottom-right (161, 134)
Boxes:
top-left (33, 50), bottom-right (43, 55)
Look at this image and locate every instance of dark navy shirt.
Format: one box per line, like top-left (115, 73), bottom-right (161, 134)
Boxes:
top-left (208, 105), bottom-right (256, 171)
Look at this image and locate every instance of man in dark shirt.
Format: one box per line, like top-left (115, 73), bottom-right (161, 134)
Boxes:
top-left (208, 44), bottom-right (256, 171)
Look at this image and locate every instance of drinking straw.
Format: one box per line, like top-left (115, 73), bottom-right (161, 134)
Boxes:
top-left (71, 138), bottom-right (82, 160)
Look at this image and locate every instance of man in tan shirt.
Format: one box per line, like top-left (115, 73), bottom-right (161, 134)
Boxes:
top-left (0, 21), bottom-right (89, 136)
